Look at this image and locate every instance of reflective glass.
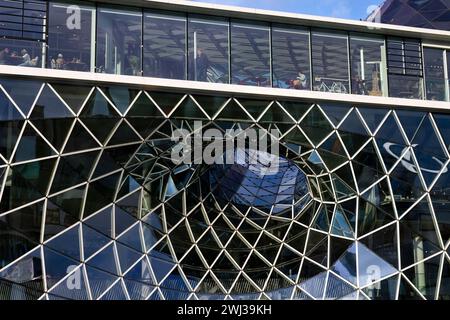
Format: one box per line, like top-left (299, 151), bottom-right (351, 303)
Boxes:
top-left (350, 36), bottom-right (386, 96)
top-left (96, 6), bottom-right (142, 76)
top-left (272, 25), bottom-right (310, 90)
top-left (231, 20), bottom-right (270, 87)
top-left (143, 11), bottom-right (186, 80)
top-left (47, 1), bottom-right (95, 72)
top-left (424, 47), bottom-right (447, 101)
top-left (0, 38), bottom-right (43, 68)
top-left (188, 15), bottom-right (229, 83)
top-left (312, 31), bottom-right (349, 94)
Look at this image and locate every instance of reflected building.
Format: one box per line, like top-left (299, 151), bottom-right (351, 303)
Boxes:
top-left (0, 0), bottom-right (450, 300)
top-left (368, 0), bottom-right (450, 30)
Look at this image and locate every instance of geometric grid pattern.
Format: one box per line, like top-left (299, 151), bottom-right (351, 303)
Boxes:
top-left (0, 76), bottom-right (450, 300)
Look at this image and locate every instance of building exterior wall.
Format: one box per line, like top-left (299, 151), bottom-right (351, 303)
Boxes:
top-left (0, 0), bottom-right (450, 300)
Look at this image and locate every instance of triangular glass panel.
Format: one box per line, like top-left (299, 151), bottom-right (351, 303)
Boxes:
top-left (319, 103), bottom-right (351, 127)
top-left (82, 225), bottom-right (112, 259)
top-left (278, 101), bottom-right (311, 122)
top-left (360, 223), bottom-right (398, 268)
top-left (395, 110), bottom-right (426, 142)
top-left (147, 91), bottom-right (185, 116)
top-left (1, 78), bottom-right (43, 116)
top-left (83, 209), bottom-right (111, 240)
top-left (398, 275), bottom-right (424, 300)
top-left (31, 118), bottom-right (76, 152)
top-left (115, 242), bottom-right (142, 274)
top-left (13, 123), bottom-right (57, 162)
top-left (45, 224), bottom-right (81, 261)
top-left (215, 99), bottom-right (252, 122)
top-left (0, 246), bottom-right (44, 294)
top-left (403, 254), bottom-right (441, 300)
top-left (106, 120), bottom-right (141, 145)
top-left (117, 223), bottom-right (142, 252)
top-left (43, 246), bottom-right (80, 290)
top-left (85, 265), bottom-right (118, 299)
top-left (325, 272), bottom-right (355, 300)
top-left (357, 242), bottom-right (397, 288)
top-left (99, 86), bottom-right (140, 115)
top-left (0, 120), bottom-right (25, 161)
top-left (63, 121), bottom-right (100, 153)
top-left (30, 84), bottom-right (73, 119)
top-left (357, 107), bottom-right (388, 134)
top-left (124, 278), bottom-right (154, 300)
top-left (126, 92), bottom-right (165, 118)
top-left (300, 106), bottom-right (333, 146)
top-left (330, 242), bottom-right (357, 285)
top-left (86, 243), bottom-right (118, 275)
top-left (50, 83), bottom-right (93, 114)
top-left (171, 96), bottom-right (208, 120)
top-left (191, 95), bottom-right (228, 119)
top-left (50, 150), bottom-right (98, 193)
top-left (411, 115), bottom-right (448, 188)
top-left (48, 266), bottom-right (89, 300)
top-left (148, 256), bottom-right (176, 284)
top-left (99, 280), bottom-right (128, 300)
top-left (338, 110), bottom-right (370, 156)
top-left (362, 274), bottom-right (398, 300)
top-left (298, 269), bottom-right (327, 299)
top-left (0, 88), bottom-right (24, 120)
top-left (237, 98), bottom-right (271, 121)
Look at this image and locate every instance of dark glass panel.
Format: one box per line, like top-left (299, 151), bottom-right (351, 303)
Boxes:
top-left (312, 31), bottom-right (349, 94)
top-left (350, 36), bottom-right (386, 96)
top-left (231, 20), bottom-right (270, 87)
top-left (188, 15), bottom-right (229, 83)
top-left (143, 11), bottom-right (186, 80)
top-left (424, 47), bottom-right (447, 101)
top-left (96, 6), bottom-right (142, 76)
top-left (272, 25), bottom-right (310, 90)
top-left (47, 1), bottom-right (95, 72)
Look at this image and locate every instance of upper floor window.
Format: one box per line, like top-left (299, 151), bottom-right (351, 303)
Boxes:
top-left (96, 6), bottom-right (142, 76)
top-left (143, 11), bottom-right (186, 80)
top-left (188, 15), bottom-right (229, 84)
top-left (311, 31), bottom-right (350, 94)
top-left (47, 1), bottom-right (95, 72)
top-left (350, 35), bottom-right (387, 97)
top-left (231, 20), bottom-right (271, 87)
top-left (272, 25), bottom-right (310, 90)
top-left (424, 47), bottom-right (448, 101)
top-left (387, 38), bottom-right (424, 100)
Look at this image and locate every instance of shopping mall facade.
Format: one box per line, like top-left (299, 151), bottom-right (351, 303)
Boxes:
top-left (0, 0), bottom-right (450, 300)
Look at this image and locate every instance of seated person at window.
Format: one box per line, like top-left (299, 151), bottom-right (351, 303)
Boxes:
top-left (289, 71), bottom-right (308, 90)
top-left (51, 54), bottom-right (65, 69)
top-left (18, 49), bottom-right (38, 67)
top-left (0, 48), bottom-right (10, 65)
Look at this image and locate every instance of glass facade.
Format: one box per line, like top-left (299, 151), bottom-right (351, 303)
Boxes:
top-left (311, 31), bottom-right (350, 94)
top-left (272, 25), bottom-right (310, 90)
top-left (0, 1), bottom-right (449, 101)
top-left (350, 36), bottom-right (387, 96)
top-left (424, 47), bottom-right (447, 101)
top-left (0, 76), bottom-right (450, 300)
top-left (188, 15), bottom-right (229, 83)
top-left (96, 6), bottom-right (142, 76)
top-left (48, 1), bottom-right (95, 72)
top-left (230, 20), bottom-right (271, 87)
top-left (143, 11), bottom-right (186, 80)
